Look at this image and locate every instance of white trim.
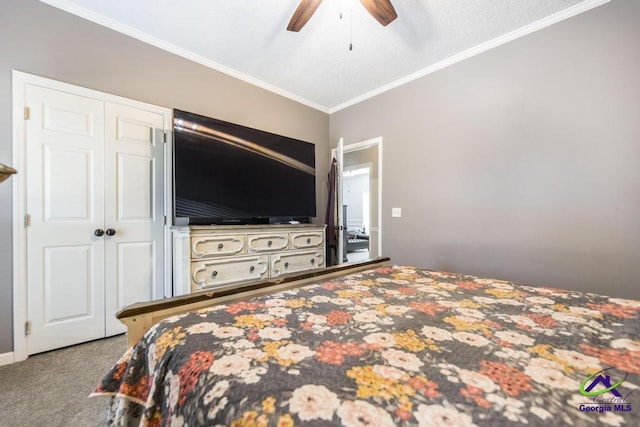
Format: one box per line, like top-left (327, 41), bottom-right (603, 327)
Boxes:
top-left (13, 70), bottom-right (173, 114)
top-left (343, 138), bottom-right (382, 153)
top-left (0, 352), bottom-right (15, 367)
top-left (336, 139), bottom-right (344, 264)
top-left (12, 71), bottom-right (28, 363)
top-left (327, 0), bottom-right (610, 113)
top-left (164, 129), bottom-right (174, 299)
top-left (40, 0), bottom-right (607, 114)
top-left (39, 0), bottom-right (329, 114)
top-left (12, 70), bottom-right (173, 362)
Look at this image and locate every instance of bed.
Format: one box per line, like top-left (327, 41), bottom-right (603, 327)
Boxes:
top-left (92, 259), bottom-right (640, 426)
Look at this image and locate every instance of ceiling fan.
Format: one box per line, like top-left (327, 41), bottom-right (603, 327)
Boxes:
top-left (287, 0), bottom-right (397, 32)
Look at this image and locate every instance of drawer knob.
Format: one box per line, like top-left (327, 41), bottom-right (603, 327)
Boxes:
top-left (306, 238), bottom-right (311, 244)
top-left (267, 240), bottom-right (273, 247)
top-left (217, 243), bottom-right (224, 250)
top-left (211, 270), bottom-right (218, 278)
top-left (284, 262), bottom-right (289, 269)
top-left (249, 266), bottom-right (255, 273)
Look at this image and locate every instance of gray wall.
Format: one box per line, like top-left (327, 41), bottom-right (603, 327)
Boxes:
top-left (0, 0), bottom-right (329, 353)
top-left (330, 0), bottom-right (640, 299)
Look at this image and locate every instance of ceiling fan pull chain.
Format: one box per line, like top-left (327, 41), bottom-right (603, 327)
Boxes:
top-left (339, 5), bottom-right (353, 51)
top-left (349, 6), bottom-right (353, 51)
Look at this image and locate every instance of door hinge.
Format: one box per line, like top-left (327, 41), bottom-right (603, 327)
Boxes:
top-left (163, 131), bottom-right (167, 143)
top-left (163, 215), bottom-right (167, 226)
top-left (24, 107), bottom-right (30, 120)
top-left (24, 213), bottom-right (30, 228)
top-left (25, 321), bottom-right (31, 336)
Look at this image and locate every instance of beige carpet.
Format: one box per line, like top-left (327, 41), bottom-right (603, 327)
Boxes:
top-left (0, 335), bottom-right (127, 427)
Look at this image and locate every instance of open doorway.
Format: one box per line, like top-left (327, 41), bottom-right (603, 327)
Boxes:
top-left (342, 165), bottom-right (371, 263)
top-left (327, 137), bottom-right (382, 266)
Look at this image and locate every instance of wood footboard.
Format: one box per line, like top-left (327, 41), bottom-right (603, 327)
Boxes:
top-left (117, 257), bottom-right (391, 347)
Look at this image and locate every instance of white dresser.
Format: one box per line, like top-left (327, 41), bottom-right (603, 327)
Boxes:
top-left (172, 224), bottom-right (326, 295)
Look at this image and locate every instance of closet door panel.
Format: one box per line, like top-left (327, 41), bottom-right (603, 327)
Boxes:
top-left (25, 84), bottom-right (106, 355)
top-left (104, 103), bottom-right (166, 336)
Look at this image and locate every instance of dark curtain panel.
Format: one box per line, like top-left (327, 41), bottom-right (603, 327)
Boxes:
top-left (325, 157), bottom-right (338, 265)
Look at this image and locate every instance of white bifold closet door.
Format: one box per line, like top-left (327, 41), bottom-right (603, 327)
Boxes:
top-left (25, 84), bottom-right (166, 354)
top-left (103, 102), bottom-right (165, 336)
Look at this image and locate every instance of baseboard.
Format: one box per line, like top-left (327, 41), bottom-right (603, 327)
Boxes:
top-left (0, 351), bottom-right (15, 366)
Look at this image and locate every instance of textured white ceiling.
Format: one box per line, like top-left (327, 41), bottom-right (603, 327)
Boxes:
top-left (42, 0), bottom-right (606, 112)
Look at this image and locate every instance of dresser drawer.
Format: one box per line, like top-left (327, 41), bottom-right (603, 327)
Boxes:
top-left (191, 234), bottom-right (245, 259)
top-left (271, 250), bottom-right (324, 277)
top-left (247, 233), bottom-right (288, 253)
top-left (290, 231), bottom-right (324, 249)
top-left (191, 255), bottom-right (268, 291)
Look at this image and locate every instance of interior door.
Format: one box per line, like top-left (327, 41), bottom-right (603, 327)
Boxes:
top-left (104, 103), bottom-right (166, 336)
top-left (25, 84), bottom-right (106, 354)
top-left (336, 138), bottom-right (344, 264)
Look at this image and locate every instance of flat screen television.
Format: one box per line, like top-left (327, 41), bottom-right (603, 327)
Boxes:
top-left (173, 109), bottom-right (316, 225)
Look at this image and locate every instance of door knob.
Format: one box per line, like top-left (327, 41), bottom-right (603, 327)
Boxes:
top-left (106, 228), bottom-right (116, 236)
top-left (94, 229), bottom-right (104, 237)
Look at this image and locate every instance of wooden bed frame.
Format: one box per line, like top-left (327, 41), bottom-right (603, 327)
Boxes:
top-left (117, 257), bottom-right (390, 347)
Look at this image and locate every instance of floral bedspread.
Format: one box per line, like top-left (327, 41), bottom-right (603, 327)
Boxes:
top-left (93, 266), bottom-right (640, 426)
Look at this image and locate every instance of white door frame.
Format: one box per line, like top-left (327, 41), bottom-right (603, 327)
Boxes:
top-left (331, 137), bottom-right (383, 262)
top-left (11, 70), bottom-right (173, 363)
top-left (336, 138), bottom-right (344, 264)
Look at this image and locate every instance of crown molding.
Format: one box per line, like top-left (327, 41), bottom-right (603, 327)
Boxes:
top-left (329, 0), bottom-right (610, 113)
top-left (39, 0), bottom-right (330, 114)
top-left (41, 0), bottom-right (609, 115)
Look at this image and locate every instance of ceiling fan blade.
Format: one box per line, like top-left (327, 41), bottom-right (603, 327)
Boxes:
top-left (360, 0), bottom-right (397, 26)
top-left (287, 0), bottom-right (323, 32)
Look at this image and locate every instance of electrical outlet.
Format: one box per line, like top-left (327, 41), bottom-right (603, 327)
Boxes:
top-left (392, 207), bottom-right (402, 218)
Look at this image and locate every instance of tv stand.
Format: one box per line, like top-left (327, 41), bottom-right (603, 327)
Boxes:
top-left (172, 224), bottom-right (326, 295)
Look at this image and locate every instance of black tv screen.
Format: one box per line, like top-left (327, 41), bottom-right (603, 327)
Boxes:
top-left (173, 109), bottom-right (316, 224)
